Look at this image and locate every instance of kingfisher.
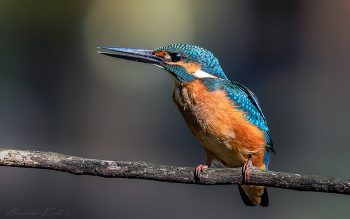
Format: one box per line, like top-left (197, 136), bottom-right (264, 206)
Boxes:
top-left (98, 44), bottom-right (275, 207)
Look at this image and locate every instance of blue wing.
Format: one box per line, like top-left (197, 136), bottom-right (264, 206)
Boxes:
top-left (224, 81), bottom-right (275, 154)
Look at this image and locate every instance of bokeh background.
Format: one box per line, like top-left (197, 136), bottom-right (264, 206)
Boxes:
top-left (1, 0), bottom-right (350, 218)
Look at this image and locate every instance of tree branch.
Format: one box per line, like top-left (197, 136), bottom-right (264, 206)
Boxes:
top-left (1, 148), bottom-right (349, 195)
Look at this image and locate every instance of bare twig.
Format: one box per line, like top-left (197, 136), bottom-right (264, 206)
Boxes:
top-left (0, 148), bottom-right (349, 195)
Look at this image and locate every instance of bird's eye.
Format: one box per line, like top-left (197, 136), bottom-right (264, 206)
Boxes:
top-left (170, 53), bottom-right (182, 62)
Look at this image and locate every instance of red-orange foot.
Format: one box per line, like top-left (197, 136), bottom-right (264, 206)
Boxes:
top-left (194, 163), bottom-right (210, 181)
top-left (243, 155), bottom-right (253, 185)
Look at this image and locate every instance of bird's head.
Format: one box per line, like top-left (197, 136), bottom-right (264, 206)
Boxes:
top-left (98, 44), bottom-right (228, 83)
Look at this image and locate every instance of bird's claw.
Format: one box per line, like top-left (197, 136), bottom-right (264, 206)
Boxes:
top-left (194, 164), bottom-right (208, 181)
top-left (243, 155), bottom-right (253, 185)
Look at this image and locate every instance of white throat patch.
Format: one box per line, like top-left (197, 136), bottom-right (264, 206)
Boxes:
top-left (193, 69), bottom-right (218, 79)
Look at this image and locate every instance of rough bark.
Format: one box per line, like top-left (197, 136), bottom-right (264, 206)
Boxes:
top-left (1, 148), bottom-right (349, 195)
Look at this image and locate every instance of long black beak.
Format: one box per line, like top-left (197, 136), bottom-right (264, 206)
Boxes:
top-left (98, 47), bottom-right (163, 66)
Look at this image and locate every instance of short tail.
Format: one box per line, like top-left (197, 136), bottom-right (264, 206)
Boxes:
top-left (238, 185), bottom-right (269, 207)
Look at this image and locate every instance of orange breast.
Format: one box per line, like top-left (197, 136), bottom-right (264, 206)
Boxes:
top-left (173, 79), bottom-right (266, 169)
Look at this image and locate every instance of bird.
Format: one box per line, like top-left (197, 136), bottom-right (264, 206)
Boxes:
top-left (98, 44), bottom-right (275, 207)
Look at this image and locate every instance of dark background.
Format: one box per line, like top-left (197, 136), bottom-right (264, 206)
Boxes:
top-left (1, 0), bottom-right (350, 218)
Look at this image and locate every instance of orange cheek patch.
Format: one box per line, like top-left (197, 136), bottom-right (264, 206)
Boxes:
top-left (185, 62), bottom-right (201, 73)
top-left (166, 61), bottom-right (201, 74)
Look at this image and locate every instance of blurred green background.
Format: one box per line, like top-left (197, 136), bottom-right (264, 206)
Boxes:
top-left (1, 0), bottom-right (350, 218)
